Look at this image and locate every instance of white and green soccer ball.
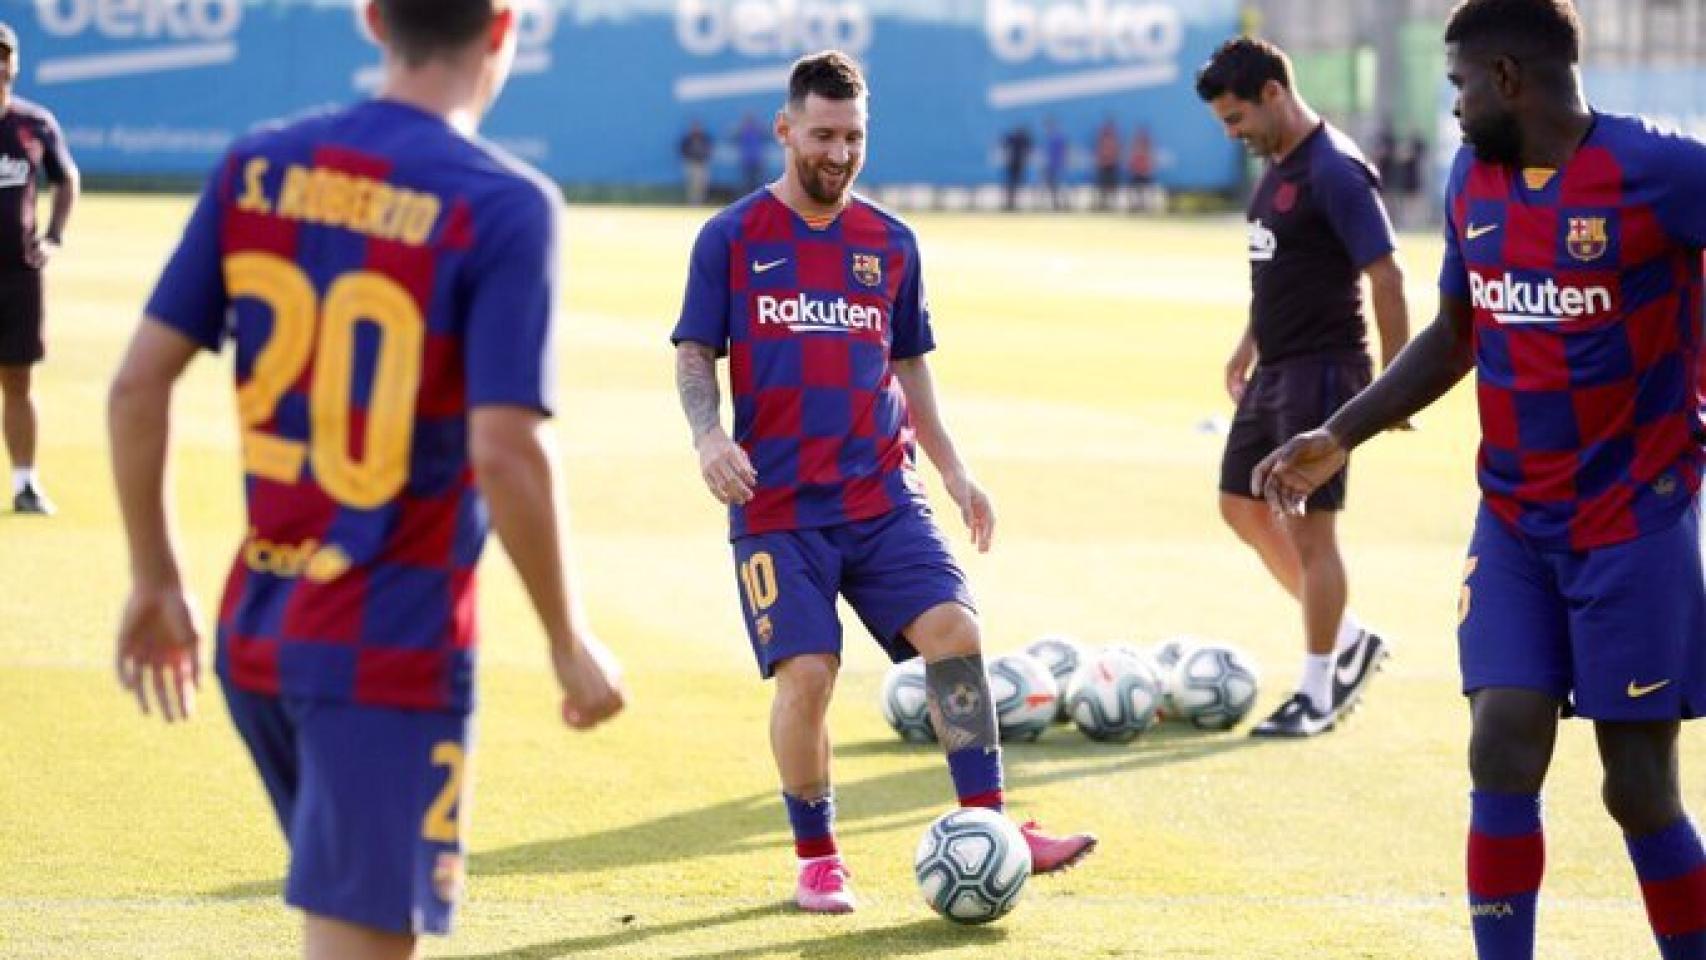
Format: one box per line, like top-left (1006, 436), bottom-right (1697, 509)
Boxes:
top-left (1168, 642), bottom-right (1261, 731)
top-left (914, 807), bottom-right (1032, 924)
top-left (1022, 634), bottom-right (1085, 722)
top-left (879, 659), bottom-right (935, 743)
top-left (1065, 647), bottom-right (1164, 743)
top-left (989, 651), bottom-right (1059, 742)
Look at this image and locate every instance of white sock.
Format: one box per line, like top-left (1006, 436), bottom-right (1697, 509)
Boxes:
top-left (1300, 654), bottom-right (1334, 713)
top-left (1334, 612), bottom-right (1364, 653)
top-left (12, 467), bottom-right (36, 495)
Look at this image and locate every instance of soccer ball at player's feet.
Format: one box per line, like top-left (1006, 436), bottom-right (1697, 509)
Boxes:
top-left (1168, 642), bottom-right (1261, 731)
top-left (879, 659), bottom-right (935, 743)
top-left (796, 856), bottom-right (857, 914)
top-left (989, 651), bottom-right (1059, 742)
top-left (1023, 634), bottom-right (1085, 722)
top-left (915, 808), bottom-right (1031, 924)
top-left (1064, 647), bottom-right (1163, 742)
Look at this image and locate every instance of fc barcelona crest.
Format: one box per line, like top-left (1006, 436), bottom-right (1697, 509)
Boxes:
top-left (851, 253), bottom-right (883, 287)
top-left (1567, 217), bottom-right (1609, 261)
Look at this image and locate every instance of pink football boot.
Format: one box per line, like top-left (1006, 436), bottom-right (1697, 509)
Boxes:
top-left (1019, 820), bottom-right (1098, 874)
top-left (796, 857), bottom-right (857, 913)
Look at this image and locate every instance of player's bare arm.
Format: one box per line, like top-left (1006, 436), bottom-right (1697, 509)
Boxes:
top-left (1224, 320), bottom-right (1257, 403)
top-left (34, 165), bottom-right (77, 266)
top-left (470, 407), bottom-right (625, 730)
top-left (676, 340), bottom-right (756, 505)
top-left (1364, 253), bottom-right (1414, 429)
top-left (892, 356), bottom-right (994, 553)
top-left (1254, 296), bottom-right (1474, 515)
top-left (108, 318), bottom-right (204, 723)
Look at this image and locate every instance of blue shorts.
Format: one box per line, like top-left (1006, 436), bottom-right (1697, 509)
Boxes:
top-left (1458, 503), bottom-right (1706, 721)
top-left (222, 681), bottom-right (473, 935)
top-left (732, 503), bottom-right (976, 678)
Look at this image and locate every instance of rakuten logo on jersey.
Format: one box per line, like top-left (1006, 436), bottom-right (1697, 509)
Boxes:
top-left (677, 0), bottom-right (871, 58)
top-left (1470, 271), bottom-right (1615, 325)
top-left (35, 0), bottom-right (242, 84)
top-left (757, 294), bottom-right (885, 334)
top-left (985, 0), bottom-right (1184, 108)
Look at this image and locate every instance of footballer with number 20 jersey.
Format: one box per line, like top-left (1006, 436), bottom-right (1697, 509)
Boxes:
top-left (1441, 112), bottom-right (1706, 551)
top-left (145, 100), bottom-right (562, 715)
top-left (672, 189), bottom-right (933, 538)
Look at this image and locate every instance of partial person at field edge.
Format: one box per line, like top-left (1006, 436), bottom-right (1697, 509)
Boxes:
top-left (1196, 36), bottom-right (1411, 738)
top-left (672, 50), bottom-right (1097, 915)
top-left (0, 21), bottom-right (78, 516)
top-left (106, 3), bottom-right (625, 959)
top-left (1256, 2), bottom-right (1706, 956)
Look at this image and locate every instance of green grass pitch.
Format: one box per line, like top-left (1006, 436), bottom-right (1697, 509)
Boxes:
top-left (0, 196), bottom-right (1693, 958)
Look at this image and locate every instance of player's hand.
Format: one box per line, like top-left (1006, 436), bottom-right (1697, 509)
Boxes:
top-left (115, 586), bottom-right (203, 723)
top-left (552, 631), bottom-right (626, 730)
top-left (26, 237), bottom-right (58, 269)
top-left (1224, 344), bottom-right (1255, 403)
top-left (1251, 428), bottom-right (1348, 519)
top-left (696, 427), bottom-right (757, 505)
top-left (944, 470), bottom-right (995, 553)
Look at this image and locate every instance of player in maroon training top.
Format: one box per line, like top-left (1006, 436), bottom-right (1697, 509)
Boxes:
top-left (1196, 36), bottom-right (1412, 737)
top-left (1258, 3), bottom-right (1706, 957)
top-left (673, 51), bottom-right (1095, 914)
top-left (0, 21), bottom-right (78, 515)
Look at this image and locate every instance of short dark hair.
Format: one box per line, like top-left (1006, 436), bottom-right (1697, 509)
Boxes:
top-left (1445, 0), bottom-right (1581, 65)
top-left (1195, 37), bottom-right (1293, 103)
top-left (377, 0), bottom-right (496, 66)
top-left (787, 50), bottom-right (866, 109)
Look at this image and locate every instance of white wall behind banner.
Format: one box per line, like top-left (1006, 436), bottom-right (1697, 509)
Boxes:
top-left (12, 0), bottom-right (1242, 190)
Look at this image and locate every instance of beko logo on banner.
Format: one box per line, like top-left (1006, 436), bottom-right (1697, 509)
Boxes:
top-left (673, 0), bottom-right (872, 103)
top-left (986, 0), bottom-right (1185, 108)
top-left (35, 0), bottom-right (242, 84)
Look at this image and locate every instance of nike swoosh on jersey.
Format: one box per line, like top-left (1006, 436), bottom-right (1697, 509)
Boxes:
top-left (1627, 679), bottom-right (1672, 698)
top-left (753, 259), bottom-right (788, 273)
top-left (1466, 223), bottom-right (1500, 240)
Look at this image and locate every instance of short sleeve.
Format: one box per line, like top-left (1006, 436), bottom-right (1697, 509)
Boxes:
top-left (37, 110), bottom-right (75, 186)
top-left (1438, 149), bottom-right (1472, 301)
top-left (1314, 152), bottom-right (1397, 271)
top-left (464, 181), bottom-right (560, 415)
top-left (671, 219), bottom-right (731, 355)
top-left (1649, 128), bottom-right (1706, 250)
top-left (890, 240), bottom-right (936, 360)
top-left (144, 156), bottom-right (231, 352)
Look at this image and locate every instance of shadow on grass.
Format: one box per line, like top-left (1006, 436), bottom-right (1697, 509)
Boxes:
top-left (209, 727), bottom-right (1255, 898)
top-left (438, 908), bottom-right (1004, 960)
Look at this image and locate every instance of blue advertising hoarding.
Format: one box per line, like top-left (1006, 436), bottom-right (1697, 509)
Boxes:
top-left (9, 0), bottom-right (1241, 189)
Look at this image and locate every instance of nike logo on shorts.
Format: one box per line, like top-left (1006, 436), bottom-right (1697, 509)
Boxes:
top-left (1628, 679), bottom-right (1672, 698)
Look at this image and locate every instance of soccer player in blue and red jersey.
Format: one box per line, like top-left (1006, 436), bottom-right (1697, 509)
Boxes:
top-left (673, 51), bottom-right (1096, 914)
top-left (1257, 2), bottom-right (1706, 956)
top-left (106, 2), bottom-right (625, 957)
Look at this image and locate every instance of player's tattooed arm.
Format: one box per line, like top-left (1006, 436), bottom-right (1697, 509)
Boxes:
top-left (675, 342), bottom-right (724, 444)
top-left (676, 342), bottom-right (757, 505)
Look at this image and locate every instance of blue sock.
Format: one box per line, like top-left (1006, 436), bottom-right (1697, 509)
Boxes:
top-left (1467, 791), bottom-right (1544, 959)
top-left (1627, 818), bottom-right (1706, 959)
top-left (783, 791), bottom-right (837, 860)
top-left (947, 747), bottom-right (1004, 811)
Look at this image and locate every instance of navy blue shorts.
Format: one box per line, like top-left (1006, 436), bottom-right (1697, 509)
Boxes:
top-left (731, 503), bottom-right (976, 678)
top-left (222, 681), bottom-right (473, 935)
top-left (1458, 503), bottom-right (1706, 720)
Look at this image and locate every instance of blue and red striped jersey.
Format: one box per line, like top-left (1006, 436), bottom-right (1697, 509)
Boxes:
top-left (672, 190), bottom-right (933, 538)
top-left (146, 99), bottom-right (563, 713)
top-left (1440, 112), bottom-right (1706, 550)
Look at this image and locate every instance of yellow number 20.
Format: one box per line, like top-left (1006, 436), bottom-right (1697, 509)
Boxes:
top-left (421, 741), bottom-right (466, 843)
top-left (226, 251), bottom-right (424, 510)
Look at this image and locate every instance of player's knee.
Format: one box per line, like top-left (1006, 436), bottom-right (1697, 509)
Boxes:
top-left (907, 603), bottom-right (981, 659)
top-left (1602, 769), bottom-right (1683, 836)
top-left (1218, 494), bottom-right (1261, 541)
top-left (0, 367), bottom-right (29, 398)
top-left (1468, 728), bottom-right (1550, 794)
top-left (774, 654), bottom-right (838, 711)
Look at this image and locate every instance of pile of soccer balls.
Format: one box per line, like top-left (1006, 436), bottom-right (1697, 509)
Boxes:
top-left (880, 634), bottom-right (1261, 744)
